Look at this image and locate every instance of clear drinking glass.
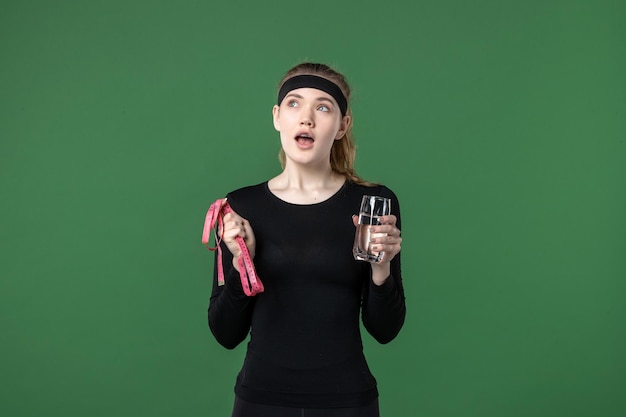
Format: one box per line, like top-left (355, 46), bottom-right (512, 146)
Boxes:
top-left (352, 195), bottom-right (391, 263)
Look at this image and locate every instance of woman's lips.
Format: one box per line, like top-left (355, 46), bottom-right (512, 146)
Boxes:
top-left (295, 133), bottom-right (314, 148)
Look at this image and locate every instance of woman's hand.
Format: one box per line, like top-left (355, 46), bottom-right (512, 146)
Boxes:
top-left (352, 214), bottom-right (402, 285)
top-left (221, 210), bottom-right (256, 271)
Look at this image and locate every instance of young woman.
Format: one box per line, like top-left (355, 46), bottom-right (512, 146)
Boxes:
top-left (207, 62), bottom-right (406, 417)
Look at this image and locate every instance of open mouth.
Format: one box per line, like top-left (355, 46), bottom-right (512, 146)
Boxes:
top-left (295, 133), bottom-right (314, 145)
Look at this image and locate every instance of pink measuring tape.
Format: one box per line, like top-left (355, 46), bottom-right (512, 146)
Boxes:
top-left (202, 198), bottom-right (264, 296)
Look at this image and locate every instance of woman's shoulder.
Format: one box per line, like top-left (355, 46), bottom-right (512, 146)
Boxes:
top-left (222, 182), bottom-right (271, 215)
top-left (345, 180), bottom-right (401, 218)
top-left (225, 181), bottom-right (268, 203)
top-left (346, 180), bottom-right (398, 201)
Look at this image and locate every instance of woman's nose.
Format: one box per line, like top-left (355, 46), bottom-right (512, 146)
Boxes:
top-left (299, 111), bottom-right (314, 126)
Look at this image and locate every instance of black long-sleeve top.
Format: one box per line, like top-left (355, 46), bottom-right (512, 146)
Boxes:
top-left (207, 180), bottom-right (406, 408)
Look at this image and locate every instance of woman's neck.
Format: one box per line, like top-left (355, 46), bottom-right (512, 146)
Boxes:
top-left (268, 165), bottom-right (346, 204)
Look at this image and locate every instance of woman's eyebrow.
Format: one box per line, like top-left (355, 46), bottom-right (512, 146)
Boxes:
top-left (315, 97), bottom-right (334, 104)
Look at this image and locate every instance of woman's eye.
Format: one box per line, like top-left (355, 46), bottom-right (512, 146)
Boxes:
top-left (287, 100), bottom-right (298, 107)
top-left (317, 105), bottom-right (329, 112)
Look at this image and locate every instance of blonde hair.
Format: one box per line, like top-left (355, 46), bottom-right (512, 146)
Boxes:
top-left (276, 63), bottom-right (374, 186)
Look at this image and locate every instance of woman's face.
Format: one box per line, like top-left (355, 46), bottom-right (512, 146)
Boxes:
top-left (272, 87), bottom-right (350, 169)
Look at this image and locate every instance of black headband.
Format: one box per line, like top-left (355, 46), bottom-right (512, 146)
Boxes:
top-left (277, 74), bottom-right (348, 116)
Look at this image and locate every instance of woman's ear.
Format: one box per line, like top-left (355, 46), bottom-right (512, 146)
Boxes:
top-left (335, 115), bottom-right (351, 140)
top-left (272, 105), bottom-right (281, 132)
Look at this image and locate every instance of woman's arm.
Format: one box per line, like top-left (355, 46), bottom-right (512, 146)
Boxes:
top-left (361, 188), bottom-right (406, 343)
top-left (207, 207), bottom-right (257, 349)
top-left (208, 242), bottom-right (256, 349)
top-left (361, 252), bottom-right (406, 344)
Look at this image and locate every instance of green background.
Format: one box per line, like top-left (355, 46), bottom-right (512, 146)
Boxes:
top-left (1, 0), bottom-right (624, 416)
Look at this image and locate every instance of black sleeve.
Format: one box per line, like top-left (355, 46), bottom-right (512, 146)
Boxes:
top-left (361, 187), bottom-right (406, 344)
top-left (207, 238), bottom-right (256, 349)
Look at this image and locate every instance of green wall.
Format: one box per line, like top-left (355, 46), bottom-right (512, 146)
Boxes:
top-left (1, 1), bottom-right (624, 416)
